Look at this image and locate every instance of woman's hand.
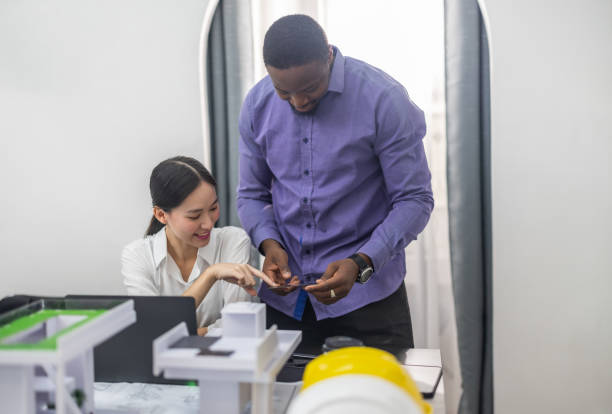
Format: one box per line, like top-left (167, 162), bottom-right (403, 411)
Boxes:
top-left (183, 262), bottom-right (278, 307)
top-left (207, 263), bottom-right (278, 296)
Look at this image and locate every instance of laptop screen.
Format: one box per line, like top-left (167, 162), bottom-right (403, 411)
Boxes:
top-left (66, 295), bottom-right (197, 384)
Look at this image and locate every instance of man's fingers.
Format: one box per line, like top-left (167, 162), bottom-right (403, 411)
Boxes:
top-left (309, 285), bottom-right (348, 299)
top-left (305, 265), bottom-right (338, 292)
top-left (264, 256), bottom-right (293, 283)
top-left (304, 277), bottom-right (343, 292)
top-left (264, 269), bottom-right (286, 285)
top-left (287, 275), bottom-right (301, 286)
top-left (280, 267), bottom-right (292, 280)
top-left (319, 266), bottom-right (336, 281)
top-left (310, 291), bottom-right (341, 305)
top-left (268, 285), bottom-right (297, 296)
top-left (247, 264), bottom-right (278, 287)
top-left (303, 260), bottom-right (358, 305)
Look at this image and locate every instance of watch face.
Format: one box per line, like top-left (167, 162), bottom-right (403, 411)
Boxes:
top-left (359, 267), bottom-right (374, 283)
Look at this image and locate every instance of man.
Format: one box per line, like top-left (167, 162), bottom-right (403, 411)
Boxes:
top-left (237, 14), bottom-right (433, 356)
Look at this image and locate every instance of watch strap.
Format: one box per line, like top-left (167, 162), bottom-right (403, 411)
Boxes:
top-left (348, 253), bottom-right (369, 272)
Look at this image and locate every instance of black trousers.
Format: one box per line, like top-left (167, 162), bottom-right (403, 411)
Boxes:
top-left (266, 282), bottom-right (414, 359)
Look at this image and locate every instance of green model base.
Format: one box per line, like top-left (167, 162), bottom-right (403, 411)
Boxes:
top-left (0, 309), bottom-right (106, 351)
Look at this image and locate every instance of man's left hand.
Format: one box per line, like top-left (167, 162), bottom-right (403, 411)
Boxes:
top-left (304, 259), bottom-right (359, 305)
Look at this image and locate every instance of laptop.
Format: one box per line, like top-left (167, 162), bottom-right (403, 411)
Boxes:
top-left (66, 295), bottom-right (197, 385)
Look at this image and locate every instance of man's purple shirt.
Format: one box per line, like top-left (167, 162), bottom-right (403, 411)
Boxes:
top-left (237, 47), bottom-right (433, 320)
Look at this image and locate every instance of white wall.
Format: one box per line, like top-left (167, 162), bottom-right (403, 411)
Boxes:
top-left (482, 0), bottom-right (612, 412)
top-left (0, 1), bottom-right (207, 297)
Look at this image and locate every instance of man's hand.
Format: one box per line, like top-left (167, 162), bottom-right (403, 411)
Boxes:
top-left (261, 239), bottom-right (296, 296)
top-left (304, 258), bottom-right (359, 305)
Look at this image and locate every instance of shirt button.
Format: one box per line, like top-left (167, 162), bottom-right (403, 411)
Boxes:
top-left (305, 249), bottom-right (311, 254)
top-left (302, 197), bottom-right (308, 204)
top-left (303, 138), bottom-right (308, 143)
top-left (306, 223), bottom-right (312, 228)
top-left (304, 169), bottom-right (309, 176)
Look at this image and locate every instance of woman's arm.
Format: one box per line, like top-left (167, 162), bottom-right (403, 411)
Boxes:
top-left (182, 263), bottom-right (277, 308)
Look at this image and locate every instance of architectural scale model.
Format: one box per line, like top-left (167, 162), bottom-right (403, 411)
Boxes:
top-left (153, 302), bottom-right (302, 414)
top-left (0, 298), bottom-right (136, 414)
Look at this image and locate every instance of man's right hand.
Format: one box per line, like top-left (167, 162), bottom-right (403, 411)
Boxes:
top-left (261, 239), bottom-right (297, 295)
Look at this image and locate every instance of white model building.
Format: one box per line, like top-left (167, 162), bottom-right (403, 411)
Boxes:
top-left (153, 302), bottom-right (301, 414)
top-left (0, 299), bottom-right (136, 414)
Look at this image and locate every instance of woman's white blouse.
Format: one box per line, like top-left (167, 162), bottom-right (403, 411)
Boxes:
top-left (121, 226), bottom-right (255, 328)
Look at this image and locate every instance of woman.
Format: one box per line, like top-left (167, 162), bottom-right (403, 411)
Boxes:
top-left (121, 156), bottom-right (276, 335)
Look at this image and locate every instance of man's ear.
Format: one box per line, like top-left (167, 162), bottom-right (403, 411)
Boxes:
top-left (153, 206), bottom-right (167, 225)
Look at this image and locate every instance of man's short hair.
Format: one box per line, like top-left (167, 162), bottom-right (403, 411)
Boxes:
top-left (263, 14), bottom-right (328, 69)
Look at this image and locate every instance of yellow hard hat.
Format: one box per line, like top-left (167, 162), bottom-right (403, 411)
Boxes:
top-left (298, 347), bottom-right (432, 414)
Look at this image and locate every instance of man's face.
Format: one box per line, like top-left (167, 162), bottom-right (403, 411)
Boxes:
top-left (266, 58), bottom-right (332, 114)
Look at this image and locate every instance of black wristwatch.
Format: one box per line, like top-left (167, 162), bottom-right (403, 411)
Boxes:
top-left (348, 253), bottom-right (374, 284)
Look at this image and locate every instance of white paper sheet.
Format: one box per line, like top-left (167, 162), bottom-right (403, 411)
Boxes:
top-left (94, 381), bottom-right (300, 414)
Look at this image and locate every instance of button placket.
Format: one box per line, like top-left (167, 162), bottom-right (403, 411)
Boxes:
top-left (300, 116), bottom-right (315, 273)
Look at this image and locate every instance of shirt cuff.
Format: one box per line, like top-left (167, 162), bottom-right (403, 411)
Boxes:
top-left (359, 238), bottom-right (390, 273)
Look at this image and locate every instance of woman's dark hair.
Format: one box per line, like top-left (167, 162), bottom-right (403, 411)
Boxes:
top-left (263, 14), bottom-right (329, 69)
top-left (145, 156), bottom-right (216, 236)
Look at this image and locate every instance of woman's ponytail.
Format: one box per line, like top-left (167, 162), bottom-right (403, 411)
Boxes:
top-left (145, 215), bottom-right (164, 236)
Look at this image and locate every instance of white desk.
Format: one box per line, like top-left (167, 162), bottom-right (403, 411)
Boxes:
top-left (403, 348), bottom-right (445, 414)
top-left (94, 349), bottom-right (445, 414)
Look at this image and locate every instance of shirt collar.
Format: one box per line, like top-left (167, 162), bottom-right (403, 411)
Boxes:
top-left (152, 227), bottom-right (168, 268)
top-left (327, 45), bottom-right (345, 94)
top-left (151, 226), bottom-right (216, 269)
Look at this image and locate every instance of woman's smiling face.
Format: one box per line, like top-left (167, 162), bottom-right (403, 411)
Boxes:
top-left (156, 181), bottom-right (220, 249)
